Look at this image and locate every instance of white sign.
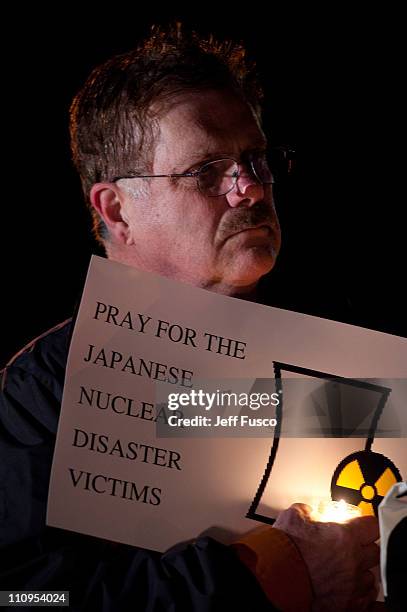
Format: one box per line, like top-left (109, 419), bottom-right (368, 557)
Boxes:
top-left (47, 256), bottom-right (407, 551)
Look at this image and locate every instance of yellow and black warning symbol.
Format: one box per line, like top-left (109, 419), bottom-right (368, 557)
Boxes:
top-left (331, 450), bottom-right (402, 516)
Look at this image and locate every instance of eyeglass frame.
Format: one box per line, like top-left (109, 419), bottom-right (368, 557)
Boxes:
top-left (110, 152), bottom-right (277, 198)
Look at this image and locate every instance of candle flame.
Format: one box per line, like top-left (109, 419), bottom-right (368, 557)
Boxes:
top-left (311, 499), bottom-right (362, 523)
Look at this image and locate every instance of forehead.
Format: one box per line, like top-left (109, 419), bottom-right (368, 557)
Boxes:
top-left (153, 90), bottom-right (265, 168)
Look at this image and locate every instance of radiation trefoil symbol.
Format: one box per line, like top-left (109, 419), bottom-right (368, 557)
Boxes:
top-left (331, 450), bottom-right (402, 517)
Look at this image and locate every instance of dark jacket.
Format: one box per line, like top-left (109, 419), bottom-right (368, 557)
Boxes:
top-left (0, 320), bottom-right (275, 611)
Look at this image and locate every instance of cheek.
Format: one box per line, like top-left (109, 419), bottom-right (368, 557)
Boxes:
top-left (130, 184), bottom-right (224, 254)
top-left (167, 193), bottom-right (223, 238)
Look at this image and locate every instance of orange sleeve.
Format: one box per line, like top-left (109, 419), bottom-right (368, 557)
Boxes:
top-left (231, 526), bottom-right (313, 611)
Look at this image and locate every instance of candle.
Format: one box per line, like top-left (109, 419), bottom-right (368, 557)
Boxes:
top-left (311, 499), bottom-right (362, 523)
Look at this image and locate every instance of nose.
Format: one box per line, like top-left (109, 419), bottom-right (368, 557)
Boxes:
top-left (225, 166), bottom-right (264, 208)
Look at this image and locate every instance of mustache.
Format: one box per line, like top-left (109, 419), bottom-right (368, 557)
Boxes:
top-left (219, 202), bottom-right (277, 238)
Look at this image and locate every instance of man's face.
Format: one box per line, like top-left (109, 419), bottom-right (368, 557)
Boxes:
top-left (118, 89), bottom-right (281, 294)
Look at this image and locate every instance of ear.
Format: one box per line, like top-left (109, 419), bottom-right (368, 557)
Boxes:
top-left (90, 183), bottom-right (132, 245)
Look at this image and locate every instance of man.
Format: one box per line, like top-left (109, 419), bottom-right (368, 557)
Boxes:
top-left (0, 26), bottom-right (379, 611)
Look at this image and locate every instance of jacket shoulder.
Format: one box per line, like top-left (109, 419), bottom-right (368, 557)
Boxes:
top-left (1, 319), bottom-right (72, 387)
top-left (0, 319), bottom-right (72, 443)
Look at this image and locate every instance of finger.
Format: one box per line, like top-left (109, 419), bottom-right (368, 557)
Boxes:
top-left (347, 584), bottom-right (379, 612)
top-left (353, 569), bottom-right (376, 597)
top-left (365, 603), bottom-right (386, 611)
top-left (348, 573), bottom-right (378, 611)
top-left (360, 543), bottom-right (380, 570)
top-left (347, 594), bottom-right (377, 612)
top-left (347, 515), bottom-right (379, 545)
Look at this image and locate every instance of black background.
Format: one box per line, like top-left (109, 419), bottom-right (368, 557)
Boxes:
top-left (2, 6), bottom-right (405, 367)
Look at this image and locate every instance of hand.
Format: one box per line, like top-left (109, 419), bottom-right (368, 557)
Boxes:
top-left (274, 503), bottom-right (379, 611)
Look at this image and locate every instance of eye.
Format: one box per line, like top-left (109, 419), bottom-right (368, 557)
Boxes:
top-left (197, 159), bottom-right (238, 196)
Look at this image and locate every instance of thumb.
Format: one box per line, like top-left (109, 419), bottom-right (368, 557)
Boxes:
top-left (290, 503), bottom-right (313, 518)
top-left (274, 503), bottom-right (314, 532)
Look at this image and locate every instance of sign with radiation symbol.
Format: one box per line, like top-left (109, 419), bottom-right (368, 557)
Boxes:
top-left (331, 450), bottom-right (402, 516)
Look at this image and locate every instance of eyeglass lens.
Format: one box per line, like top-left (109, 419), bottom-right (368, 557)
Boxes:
top-left (198, 153), bottom-right (274, 197)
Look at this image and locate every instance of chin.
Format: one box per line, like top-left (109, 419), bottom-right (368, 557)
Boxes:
top-left (227, 246), bottom-right (278, 286)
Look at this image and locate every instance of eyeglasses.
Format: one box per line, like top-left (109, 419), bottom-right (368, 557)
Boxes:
top-left (111, 146), bottom-right (295, 197)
